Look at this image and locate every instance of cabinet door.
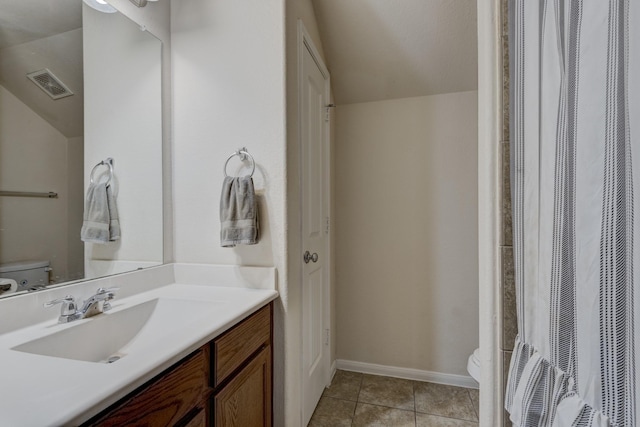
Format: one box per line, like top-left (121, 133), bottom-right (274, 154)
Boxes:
top-left (213, 346), bottom-right (272, 427)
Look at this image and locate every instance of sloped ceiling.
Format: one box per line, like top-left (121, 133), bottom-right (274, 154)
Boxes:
top-left (311, 0), bottom-right (478, 105)
top-left (0, 0), bottom-right (83, 138)
top-left (0, 0), bottom-right (81, 49)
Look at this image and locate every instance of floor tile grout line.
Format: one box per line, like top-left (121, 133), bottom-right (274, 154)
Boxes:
top-left (350, 373), bottom-right (363, 426)
top-left (414, 409), bottom-right (478, 423)
top-left (412, 377), bottom-right (416, 412)
top-left (467, 389), bottom-right (479, 421)
top-left (417, 411), bottom-right (480, 423)
top-left (413, 376), bottom-right (417, 425)
top-left (353, 401), bottom-right (417, 413)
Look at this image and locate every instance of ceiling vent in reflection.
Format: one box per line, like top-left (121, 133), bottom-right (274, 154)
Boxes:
top-left (26, 69), bottom-right (74, 100)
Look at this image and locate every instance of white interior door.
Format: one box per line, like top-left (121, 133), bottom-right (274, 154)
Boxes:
top-left (300, 24), bottom-right (330, 427)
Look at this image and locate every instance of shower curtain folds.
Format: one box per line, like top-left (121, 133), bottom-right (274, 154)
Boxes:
top-left (505, 1), bottom-right (640, 426)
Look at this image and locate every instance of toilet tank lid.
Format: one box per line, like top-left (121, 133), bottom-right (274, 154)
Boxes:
top-left (0, 260), bottom-right (50, 273)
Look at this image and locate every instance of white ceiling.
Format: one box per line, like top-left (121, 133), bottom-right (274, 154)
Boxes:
top-left (0, 0), bottom-right (82, 49)
top-left (0, 29), bottom-right (84, 138)
top-left (0, 0), bottom-right (83, 137)
top-left (311, 0), bottom-right (478, 105)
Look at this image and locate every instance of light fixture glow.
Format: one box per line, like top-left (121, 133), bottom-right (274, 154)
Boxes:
top-left (83, 0), bottom-right (117, 13)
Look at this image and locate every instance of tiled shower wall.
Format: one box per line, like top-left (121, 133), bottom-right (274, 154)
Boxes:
top-left (500, 0), bottom-right (516, 426)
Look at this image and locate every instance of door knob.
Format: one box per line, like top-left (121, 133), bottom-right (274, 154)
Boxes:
top-left (303, 251), bottom-right (319, 263)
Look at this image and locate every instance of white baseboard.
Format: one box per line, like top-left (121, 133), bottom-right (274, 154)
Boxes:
top-left (335, 359), bottom-right (479, 389)
top-left (330, 359), bottom-right (337, 382)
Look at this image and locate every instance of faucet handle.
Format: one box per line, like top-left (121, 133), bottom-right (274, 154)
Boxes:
top-left (44, 295), bottom-right (77, 316)
top-left (95, 288), bottom-right (118, 312)
top-left (96, 287), bottom-right (119, 296)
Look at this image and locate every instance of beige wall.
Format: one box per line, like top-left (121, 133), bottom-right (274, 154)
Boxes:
top-left (335, 91), bottom-right (479, 377)
top-left (83, 4), bottom-right (163, 275)
top-left (106, 0), bottom-right (173, 264)
top-left (170, 0), bottom-right (290, 424)
top-left (67, 136), bottom-right (84, 281)
top-left (0, 85), bottom-right (81, 283)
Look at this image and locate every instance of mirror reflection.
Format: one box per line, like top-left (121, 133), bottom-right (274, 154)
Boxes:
top-left (0, 0), bottom-right (163, 298)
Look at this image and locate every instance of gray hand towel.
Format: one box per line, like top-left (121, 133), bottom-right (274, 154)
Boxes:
top-left (106, 184), bottom-right (120, 241)
top-left (220, 176), bottom-right (259, 247)
top-left (81, 183), bottom-right (120, 243)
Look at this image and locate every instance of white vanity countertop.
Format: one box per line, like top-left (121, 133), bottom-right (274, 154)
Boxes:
top-left (0, 282), bottom-right (278, 426)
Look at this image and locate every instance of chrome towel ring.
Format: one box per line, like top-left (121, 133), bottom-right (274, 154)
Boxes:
top-left (223, 148), bottom-right (255, 177)
top-left (90, 158), bottom-right (114, 185)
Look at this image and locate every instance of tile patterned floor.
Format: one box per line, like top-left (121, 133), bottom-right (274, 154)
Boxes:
top-left (308, 370), bottom-right (479, 427)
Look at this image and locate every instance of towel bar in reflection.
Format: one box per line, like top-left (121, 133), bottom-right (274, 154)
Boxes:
top-left (0, 191), bottom-right (58, 198)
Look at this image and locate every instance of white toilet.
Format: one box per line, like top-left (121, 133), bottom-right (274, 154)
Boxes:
top-left (0, 260), bottom-right (51, 293)
top-left (467, 347), bottom-right (481, 384)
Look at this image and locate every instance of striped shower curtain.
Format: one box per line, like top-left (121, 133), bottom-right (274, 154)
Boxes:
top-left (504, 1), bottom-right (640, 426)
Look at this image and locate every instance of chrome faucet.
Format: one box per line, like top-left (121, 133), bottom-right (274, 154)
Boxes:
top-left (44, 287), bottom-right (118, 323)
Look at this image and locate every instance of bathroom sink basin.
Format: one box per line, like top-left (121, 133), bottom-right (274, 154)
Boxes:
top-left (12, 298), bottom-right (221, 363)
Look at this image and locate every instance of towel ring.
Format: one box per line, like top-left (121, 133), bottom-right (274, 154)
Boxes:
top-left (223, 149), bottom-right (255, 177)
top-left (90, 159), bottom-right (114, 185)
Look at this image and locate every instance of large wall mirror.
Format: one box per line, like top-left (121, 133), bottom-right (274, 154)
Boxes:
top-left (0, 0), bottom-right (163, 298)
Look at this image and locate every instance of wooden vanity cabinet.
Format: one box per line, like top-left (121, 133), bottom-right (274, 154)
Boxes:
top-left (212, 303), bottom-right (272, 427)
top-left (213, 345), bottom-right (271, 427)
top-left (84, 303), bottom-right (272, 427)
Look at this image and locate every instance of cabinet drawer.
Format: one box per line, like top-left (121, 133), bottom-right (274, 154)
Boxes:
top-left (89, 348), bottom-right (208, 427)
top-left (213, 304), bottom-right (271, 386)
